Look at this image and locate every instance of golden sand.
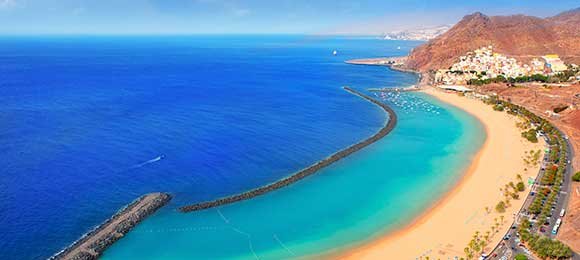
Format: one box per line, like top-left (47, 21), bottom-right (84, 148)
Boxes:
top-left (342, 88), bottom-right (545, 259)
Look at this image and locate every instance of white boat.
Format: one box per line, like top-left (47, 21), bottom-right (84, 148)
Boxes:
top-left (332, 50), bottom-right (338, 56)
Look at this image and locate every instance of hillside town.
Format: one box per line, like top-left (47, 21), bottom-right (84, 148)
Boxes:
top-left (434, 46), bottom-right (576, 86)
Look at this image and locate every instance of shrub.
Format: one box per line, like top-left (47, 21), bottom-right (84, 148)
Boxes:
top-left (514, 254), bottom-right (527, 260)
top-left (516, 181), bottom-right (525, 192)
top-left (573, 172), bottom-right (580, 182)
top-left (495, 201), bottom-right (506, 213)
top-left (521, 129), bottom-right (538, 143)
top-left (493, 104), bottom-right (504, 111)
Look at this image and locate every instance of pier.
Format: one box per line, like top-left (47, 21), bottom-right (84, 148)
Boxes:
top-left (345, 56), bottom-right (407, 66)
top-left (345, 56), bottom-right (422, 77)
top-left (50, 193), bottom-right (171, 260)
top-left (179, 87), bottom-right (397, 213)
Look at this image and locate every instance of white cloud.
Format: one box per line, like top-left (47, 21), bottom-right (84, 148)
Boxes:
top-left (0, 0), bottom-right (17, 9)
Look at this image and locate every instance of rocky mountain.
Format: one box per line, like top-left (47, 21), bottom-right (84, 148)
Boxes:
top-left (405, 8), bottom-right (580, 72)
top-left (383, 25), bottom-right (452, 41)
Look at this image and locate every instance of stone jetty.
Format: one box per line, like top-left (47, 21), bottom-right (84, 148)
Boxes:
top-left (345, 56), bottom-right (422, 75)
top-left (50, 193), bottom-right (171, 260)
top-left (345, 56), bottom-right (407, 66)
top-left (179, 87), bottom-right (397, 213)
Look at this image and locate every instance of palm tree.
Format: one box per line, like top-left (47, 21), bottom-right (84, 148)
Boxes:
top-left (464, 247), bottom-right (472, 259)
top-left (516, 174), bottom-right (523, 182)
top-left (500, 215), bottom-right (505, 223)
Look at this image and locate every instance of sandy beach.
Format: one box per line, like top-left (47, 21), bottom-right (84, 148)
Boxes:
top-left (343, 87), bottom-right (545, 259)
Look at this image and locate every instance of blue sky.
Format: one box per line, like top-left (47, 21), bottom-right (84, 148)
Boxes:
top-left (0, 0), bottom-right (578, 34)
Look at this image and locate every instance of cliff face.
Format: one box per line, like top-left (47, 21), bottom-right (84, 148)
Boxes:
top-left (406, 8), bottom-right (580, 72)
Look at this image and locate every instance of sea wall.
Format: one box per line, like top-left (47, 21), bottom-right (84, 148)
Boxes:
top-left (50, 193), bottom-right (172, 260)
top-left (179, 87), bottom-right (397, 213)
top-left (345, 57), bottom-right (423, 82)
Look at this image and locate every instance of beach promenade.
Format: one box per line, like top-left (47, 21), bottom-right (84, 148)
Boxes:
top-left (344, 87), bottom-right (545, 259)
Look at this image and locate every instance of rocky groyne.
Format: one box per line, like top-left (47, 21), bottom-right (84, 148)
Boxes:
top-left (345, 57), bottom-right (422, 79)
top-left (50, 193), bottom-right (172, 260)
top-left (179, 87), bottom-right (397, 213)
top-left (345, 57), bottom-right (408, 66)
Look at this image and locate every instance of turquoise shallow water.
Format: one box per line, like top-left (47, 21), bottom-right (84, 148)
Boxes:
top-left (102, 92), bottom-right (485, 259)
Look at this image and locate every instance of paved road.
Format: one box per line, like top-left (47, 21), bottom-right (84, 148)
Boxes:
top-left (546, 134), bottom-right (574, 239)
top-left (489, 130), bottom-right (576, 260)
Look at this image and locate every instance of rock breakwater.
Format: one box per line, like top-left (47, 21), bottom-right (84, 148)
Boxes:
top-left (179, 87), bottom-right (397, 213)
top-left (50, 193), bottom-right (171, 260)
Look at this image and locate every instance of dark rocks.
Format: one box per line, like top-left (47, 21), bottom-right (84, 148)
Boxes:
top-left (50, 193), bottom-right (171, 260)
top-left (179, 87), bottom-right (397, 213)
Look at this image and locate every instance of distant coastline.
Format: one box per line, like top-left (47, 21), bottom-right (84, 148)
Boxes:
top-left (179, 87), bottom-right (398, 212)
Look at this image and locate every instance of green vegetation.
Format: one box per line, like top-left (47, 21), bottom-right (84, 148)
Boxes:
top-left (466, 66), bottom-right (580, 86)
top-left (495, 201), bottom-right (506, 213)
top-left (463, 230), bottom-right (491, 260)
top-left (478, 94), bottom-right (572, 259)
top-left (521, 129), bottom-right (538, 143)
top-left (516, 119), bottom-right (530, 130)
top-left (573, 171), bottom-right (580, 182)
top-left (492, 104), bottom-right (504, 111)
top-left (518, 218), bottom-right (573, 259)
top-left (514, 254), bottom-right (528, 260)
top-left (516, 181), bottom-right (525, 192)
top-left (523, 150), bottom-right (542, 167)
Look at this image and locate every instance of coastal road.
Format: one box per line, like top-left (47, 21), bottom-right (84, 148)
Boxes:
top-left (489, 140), bottom-right (551, 259)
top-left (490, 130), bottom-right (576, 259)
top-left (546, 134), bottom-right (574, 239)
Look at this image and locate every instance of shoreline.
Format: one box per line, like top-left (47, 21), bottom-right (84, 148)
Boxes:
top-left (179, 87), bottom-right (398, 212)
top-left (342, 87), bottom-right (545, 259)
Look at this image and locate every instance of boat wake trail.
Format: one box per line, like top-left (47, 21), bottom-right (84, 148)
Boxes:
top-left (129, 155), bottom-right (165, 169)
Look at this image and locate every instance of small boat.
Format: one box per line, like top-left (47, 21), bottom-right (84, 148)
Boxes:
top-left (397, 46), bottom-right (401, 50)
top-left (332, 50), bottom-right (338, 56)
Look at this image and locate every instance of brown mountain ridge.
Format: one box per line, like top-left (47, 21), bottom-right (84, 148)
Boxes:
top-left (406, 8), bottom-right (580, 72)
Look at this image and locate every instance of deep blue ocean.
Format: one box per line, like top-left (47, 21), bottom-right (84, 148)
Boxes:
top-left (0, 36), bottom-right (433, 259)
